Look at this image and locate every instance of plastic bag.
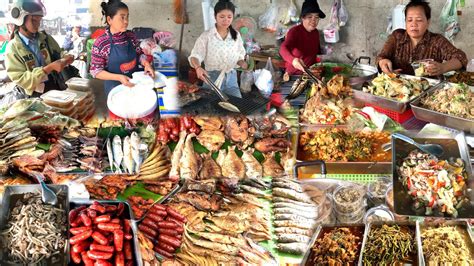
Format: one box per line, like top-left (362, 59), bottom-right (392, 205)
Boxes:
top-left (254, 69), bottom-right (273, 98)
top-left (0, 85), bottom-right (28, 109)
top-left (338, 0), bottom-right (349, 27)
top-left (324, 0), bottom-right (340, 43)
top-left (280, 0), bottom-right (298, 25)
top-left (140, 38), bottom-right (161, 56)
top-left (240, 70), bottom-right (254, 94)
top-left (440, 0), bottom-right (460, 41)
top-left (258, 2), bottom-right (279, 32)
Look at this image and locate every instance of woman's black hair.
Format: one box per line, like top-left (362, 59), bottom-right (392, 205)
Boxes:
top-left (101, 0), bottom-right (128, 25)
top-left (214, 0), bottom-right (237, 41)
top-left (405, 0), bottom-right (431, 20)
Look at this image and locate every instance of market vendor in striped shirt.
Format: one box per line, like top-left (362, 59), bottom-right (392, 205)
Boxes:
top-left (90, 0), bottom-right (155, 95)
top-left (376, 0), bottom-right (467, 76)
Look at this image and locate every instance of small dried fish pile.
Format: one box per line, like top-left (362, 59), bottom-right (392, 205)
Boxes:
top-left (362, 224), bottom-right (416, 265)
top-left (106, 132), bottom-right (148, 175)
top-left (84, 175), bottom-right (131, 200)
top-left (272, 178), bottom-right (325, 255)
top-left (178, 227), bottom-right (277, 265)
top-left (0, 121), bottom-right (37, 161)
top-left (0, 192), bottom-right (66, 264)
top-left (421, 226), bottom-right (473, 264)
top-left (310, 227), bottom-right (362, 265)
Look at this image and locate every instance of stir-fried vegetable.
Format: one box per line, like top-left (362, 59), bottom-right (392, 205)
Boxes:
top-left (420, 83), bottom-right (473, 120)
top-left (363, 73), bottom-right (430, 102)
top-left (399, 150), bottom-right (468, 217)
top-left (422, 226), bottom-right (473, 264)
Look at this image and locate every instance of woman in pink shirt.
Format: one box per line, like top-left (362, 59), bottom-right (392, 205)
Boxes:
top-left (280, 0), bottom-right (326, 75)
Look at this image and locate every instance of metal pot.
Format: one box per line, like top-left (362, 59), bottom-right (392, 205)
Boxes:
top-left (347, 56), bottom-right (378, 87)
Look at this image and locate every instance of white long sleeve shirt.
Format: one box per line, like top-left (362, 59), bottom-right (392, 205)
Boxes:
top-left (189, 27), bottom-right (246, 72)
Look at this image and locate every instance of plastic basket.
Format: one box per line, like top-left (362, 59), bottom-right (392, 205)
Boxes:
top-left (306, 174), bottom-right (390, 184)
top-left (365, 103), bottom-right (414, 123)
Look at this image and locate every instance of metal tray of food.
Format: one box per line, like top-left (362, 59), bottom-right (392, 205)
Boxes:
top-left (410, 82), bottom-right (474, 133)
top-left (295, 127), bottom-right (392, 175)
top-left (418, 220), bottom-right (474, 265)
top-left (301, 223), bottom-right (365, 265)
top-left (0, 185), bottom-right (69, 266)
top-left (359, 221), bottom-right (420, 266)
top-left (352, 74), bottom-right (439, 113)
top-left (69, 200), bottom-right (142, 265)
top-left (392, 132), bottom-right (474, 218)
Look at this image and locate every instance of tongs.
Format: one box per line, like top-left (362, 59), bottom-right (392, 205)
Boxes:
top-left (202, 75), bottom-right (241, 113)
top-left (303, 66), bottom-right (327, 87)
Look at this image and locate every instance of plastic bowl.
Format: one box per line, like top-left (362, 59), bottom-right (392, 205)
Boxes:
top-left (333, 184), bottom-right (366, 213)
top-left (363, 205), bottom-right (394, 223)
top-left (367, 177), bottom-right (391, 207)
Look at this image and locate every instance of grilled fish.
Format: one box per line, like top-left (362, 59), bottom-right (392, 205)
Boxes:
top-left (241, 148), bottom-right (262, 179)
top-left (262, 152), bottom-right (285, 177)
top-left (276, 233), bottom-right (311, 244)
top-left (112, 135), bottom-right (123, 173)
top-left (179, 133), bottom-right (200, 179)
top-left (122, 136), bottom-right (134, 174)
top-left (272, 187), bottom-right (313, 203)
top-left (199, 153), bottom-right (222, 179)
top-left (170, 131), bottom-right (187, 179)
top-left (221, 146), bottom-right (245, 179)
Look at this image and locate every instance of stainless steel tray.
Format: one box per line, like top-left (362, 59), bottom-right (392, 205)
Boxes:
top-left (69, 200), bottom-right (142, 266)
top-left (295, 127), bottom-right (392, 175)
top-left (392, 132), bottom-right (474, 218)
top-left (418, 220), bottom-right (474, 265)
top-left (352, 74), bottom-right (439, 113)
top-left (410, 82), bottom-right (474, 133)
top-left (301, 224), bottom-right (365, 266)
top-left (359, 221), bottom-right (420, 266)
top-left (0, 185), bottom-right (69, 266)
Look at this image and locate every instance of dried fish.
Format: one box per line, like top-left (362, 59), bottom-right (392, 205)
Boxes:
top-left (272, 187), bottom-right (313, 203)
top-left (276, 233), bottom-right (311, 243)
top-left (274, 227), bottom-right (313, 236)
top-left (276, 242), bottom-right (308, 255)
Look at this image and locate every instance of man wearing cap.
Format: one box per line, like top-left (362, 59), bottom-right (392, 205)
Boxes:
top-left (6, 0), bottom-right (74, 96)
top-left (280, 0), bottom-right (326, 75)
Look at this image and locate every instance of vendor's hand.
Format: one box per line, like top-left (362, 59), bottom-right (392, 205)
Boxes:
top-left (117, 74), bottom-right (134, 87)
top-left (425, 61), bottom-right (445, 76)
top-left (45, 59), bottom-right (68, 73)
top-left (62, 54), bottom-right (75, 65)
top-left (292, 58), bottom-right (306, 72)
top-left (379, 59), bottom-right (393, 73)
top-left (143, 62), bottom-right (155, 79)
top-left (195, 67), bottom-right (208, 81)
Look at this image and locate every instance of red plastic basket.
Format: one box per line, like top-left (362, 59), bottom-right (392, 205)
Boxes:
top-left (365, 104), bottom-right (414, 123)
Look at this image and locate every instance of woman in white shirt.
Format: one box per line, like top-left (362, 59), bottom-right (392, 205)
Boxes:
top-left (189, 0), bottom-right (248, 98)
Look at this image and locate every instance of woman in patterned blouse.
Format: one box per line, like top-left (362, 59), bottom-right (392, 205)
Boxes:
top-left (188, 0), bottom-right (248, 98)
top-left (90, 0), bottom-right (154, 94)
top-left (377, 0), bottom-right (467, 76)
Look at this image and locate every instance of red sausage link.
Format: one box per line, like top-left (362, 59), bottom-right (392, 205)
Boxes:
top-left (151, 204), bottom-right (166, 211)
top-left (149, 209), bottom-right (167, 217)
top-left (115, 252), bottom-right (125, 266)
top-left (90, 203), bottom-right (106, 214)
top-left (94, 259), bottom-right (112, 266)
top-left (157, 242), bottom-right (175, 253)
top-left (110, 218), bottom-right (121, 224)
top-left (105, 205), bottom-right (117, 213)
top-left (91, 231), bottom-right (109, 245)
top-left (87, 250), bottom-right (113, 260)
top-left (72, 241), bottom-right (90, 253)
top-left (123, 219), bottom-right (131, 234)
top-left (124, 240), bottom-right (132, 260)
top-left (138, 224), bottom-right (157, 237)
top-left (158, 234), bottom-right (181, 248)
top-left (166, 207), bottom-right (186, 222)
top-left (87, 208), bottom-right (97, 218)
top-left (71, 216), bottom-right (83, 227)
top-left (69, 206), bottom-right (86, 223)
top-left (158, 228), bottom-right (178, 236)
top-left (153, 246), bottom-right (174, 259)
top-left (166, 216), bottom-right (184, 227)
top-left (71, 251), bottom-right (82, 264)
top-left (94, 215), bottom-right (111, 224)
top-left (97, 223), bottom-right (121, 232)
top-left (175, 226), bottom-right (184, 234)
top-left (90, 243), bottom-right (114, 253)
top-left (116, 202), bottom-right (125, 217)
top-left (70, 226), bottom-right (91, 235)
top-left (81, 251), bottom-right (94, 266)
top-left (158, 221), bottom-right (178, 229)
top-left (80, 212), bottom-right (92, 227)
top-left (70, 230), bottom-right (93, 245)
top-left (146, 213), bottom-right (163, 223)
top-left (141, 218), bottom-right (159, 231)
top-left (113, 230), bottom-right (124, 252)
